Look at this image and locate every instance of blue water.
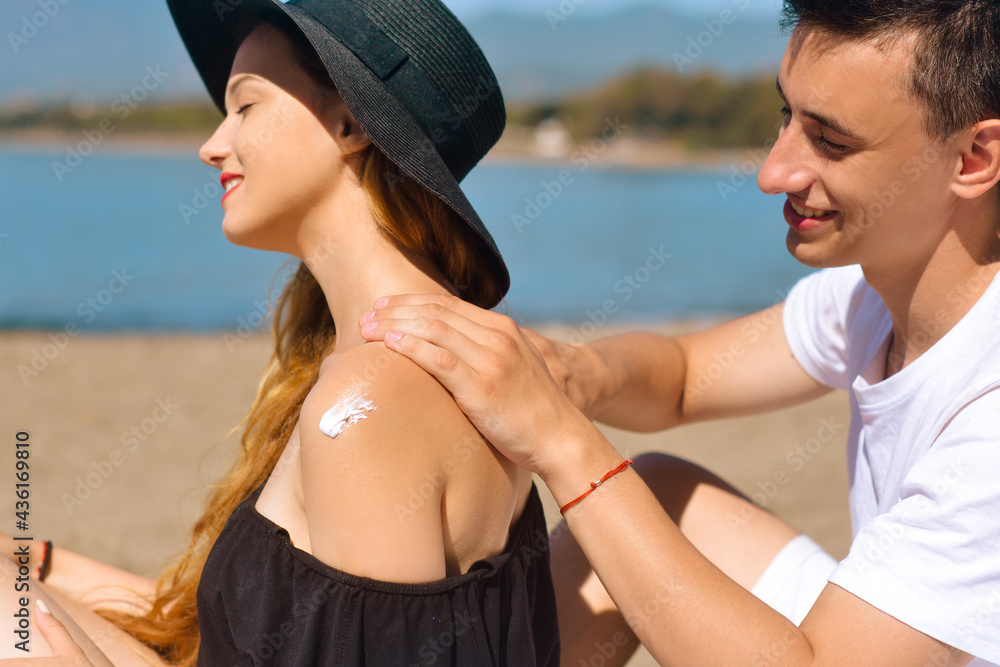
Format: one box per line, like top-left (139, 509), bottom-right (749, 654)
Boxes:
top-left (0, 146), bottom-right (811, 332)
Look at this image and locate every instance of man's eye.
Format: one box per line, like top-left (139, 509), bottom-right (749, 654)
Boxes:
top-left (816, 134), bottom-right (849, 155)
top-left (779, 106), bottom-right (792, 129)
top-left (237, 103), bottom-right (253, 115)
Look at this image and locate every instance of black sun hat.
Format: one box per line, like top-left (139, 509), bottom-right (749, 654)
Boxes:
top-left (165, 0), bottom-right (510, 308)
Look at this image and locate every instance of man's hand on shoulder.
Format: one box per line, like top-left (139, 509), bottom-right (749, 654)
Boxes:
top-left (297, 343), bottom-right (470, 584)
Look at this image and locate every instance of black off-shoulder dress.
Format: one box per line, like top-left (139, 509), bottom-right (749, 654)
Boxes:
top-left (196, 477), bottom-right (560, 666)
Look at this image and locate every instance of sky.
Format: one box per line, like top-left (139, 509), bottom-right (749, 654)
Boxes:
top-left (444, 0), bottom-right (785, 21)
top-left (0, 0), bottom-right (789, 110)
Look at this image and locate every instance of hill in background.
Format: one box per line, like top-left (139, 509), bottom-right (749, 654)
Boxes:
top-left (472, 5), bottom-right (786, 101)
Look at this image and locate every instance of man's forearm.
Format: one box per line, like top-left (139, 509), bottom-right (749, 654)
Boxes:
top-left (539, 420), bottom-right (815, 666)
top-left (587, 332), bottom-right (687, 431)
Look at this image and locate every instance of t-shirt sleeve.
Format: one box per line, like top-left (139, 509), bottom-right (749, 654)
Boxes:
top-left (827, 387), bottom-right (1000, 662)
top-left (782, 264), bottom-right (867, 391)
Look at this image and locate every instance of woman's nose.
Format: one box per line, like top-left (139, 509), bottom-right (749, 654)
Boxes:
top-left (198, 118), bottom-right (234, 168)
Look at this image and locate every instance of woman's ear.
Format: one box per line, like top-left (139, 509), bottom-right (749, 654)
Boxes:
top-left (342, 115), bottom-right (372, 150)
top-left (320, 93), bottom-right (372, 152)
top-left (952, 119), bottom-right (1000, 200)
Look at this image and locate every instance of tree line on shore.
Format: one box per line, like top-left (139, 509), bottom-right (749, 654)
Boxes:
top-left (508, 68), bottom-right (782, 150)
top-left (1, 67), bottom-right (782, 151)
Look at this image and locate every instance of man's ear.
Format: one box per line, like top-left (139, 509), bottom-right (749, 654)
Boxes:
top-left (952, 119), bottom-right (1000, 200)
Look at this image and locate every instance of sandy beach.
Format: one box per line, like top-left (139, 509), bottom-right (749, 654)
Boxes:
top-left (1, 324), bottom-right (851, 666)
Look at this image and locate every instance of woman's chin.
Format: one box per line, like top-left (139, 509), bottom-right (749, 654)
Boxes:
top-left (221, 223), bottom-right (253, 247)
top-left (221, 226), bottom-right (283, 254)
top-left (220, 219), bottom-right (265, 245)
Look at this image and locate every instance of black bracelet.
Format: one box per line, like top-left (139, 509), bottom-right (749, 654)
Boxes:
top-left (38, 540), bottom-right (53, 582)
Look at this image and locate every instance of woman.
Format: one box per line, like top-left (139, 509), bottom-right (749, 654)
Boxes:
top-left (0, 1), bottom-right (559, 665)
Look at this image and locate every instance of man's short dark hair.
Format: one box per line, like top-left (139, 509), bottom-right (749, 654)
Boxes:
top-left (781, 0), bottom-right (1000, 141)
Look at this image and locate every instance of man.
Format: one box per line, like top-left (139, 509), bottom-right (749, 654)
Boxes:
top-left (360, 1), bottom-right (1000, 664)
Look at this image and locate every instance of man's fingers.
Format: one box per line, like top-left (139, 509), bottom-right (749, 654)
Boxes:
top-left (521, 329), bottom-right (567, 379)
top-left (520, 328), bottom-right (547, 348)
top-left (35, 600), bottom-right (88, 660)
top-left (372, 293), bottom-right (475, 317)
top-left (365, 315), bottom-right (492, 371)
top-left (382, 329), bottom-right (482, 397)
top-left (361, 303), bottom-right (488, 344)
top-left (368, 295), bottom-right (519, 336)
top-left (518, 328), bottom-right (554, 362)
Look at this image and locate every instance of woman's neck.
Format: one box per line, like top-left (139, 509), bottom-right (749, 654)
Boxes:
top-left (299, 213), bottom-right (457, 354)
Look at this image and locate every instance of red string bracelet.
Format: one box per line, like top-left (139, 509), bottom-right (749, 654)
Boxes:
top-left (559, 459), bottom-right (634, 515)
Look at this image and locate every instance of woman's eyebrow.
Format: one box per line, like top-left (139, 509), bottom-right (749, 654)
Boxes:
top-left (225, 74), bottom-right (263, 103)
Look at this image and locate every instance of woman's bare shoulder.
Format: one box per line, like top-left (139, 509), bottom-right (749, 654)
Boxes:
top-left (305, 341), bottom-right (478, 448)
top-left (294, 342), bottom-right (484, 582)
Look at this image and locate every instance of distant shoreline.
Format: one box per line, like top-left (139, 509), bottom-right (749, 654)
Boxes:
top-left (0, 128), bottom-right (759, 171)
top-left (0, 316), bottom-right (729, 343)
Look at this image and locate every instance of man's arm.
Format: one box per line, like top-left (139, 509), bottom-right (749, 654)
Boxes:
top-left (577, 302), bottom-right (832, 431)
top-left (541, 417), bottom-right (973, 667)
top-left (355, 294), bottom-right (975, 665)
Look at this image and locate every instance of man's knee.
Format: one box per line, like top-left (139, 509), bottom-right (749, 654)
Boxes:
top-left (632, 451), bottom-right (712, 479)
top-left (631, 452), bottom-right (745, 517)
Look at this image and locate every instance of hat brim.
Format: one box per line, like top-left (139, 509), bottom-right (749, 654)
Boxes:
top-left (165, 0), bottom-right (510, 308)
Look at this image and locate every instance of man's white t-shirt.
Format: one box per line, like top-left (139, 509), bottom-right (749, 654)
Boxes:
top-left (782, 263), bottom-right (1000, 665)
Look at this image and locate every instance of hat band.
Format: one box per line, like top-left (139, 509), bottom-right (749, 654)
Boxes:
top-left (290, 0), bottom-right (409, 81)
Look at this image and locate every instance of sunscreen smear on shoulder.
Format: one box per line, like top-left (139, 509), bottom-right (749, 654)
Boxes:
top-left (318, 394), bottom-right (376, 438)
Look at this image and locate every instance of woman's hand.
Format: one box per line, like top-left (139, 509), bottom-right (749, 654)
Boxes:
top-left (358, 294), bottom-right (599, 475)
top-left (0, 602), bottom-right (94, 666)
